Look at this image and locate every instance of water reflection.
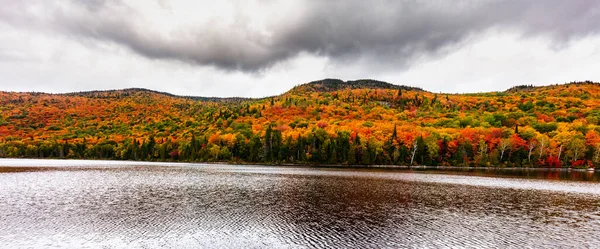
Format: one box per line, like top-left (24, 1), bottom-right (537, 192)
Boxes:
top-left (0, 161), bottom-right (599, 248)
top-left (409, 167), bottom-right (600, 182)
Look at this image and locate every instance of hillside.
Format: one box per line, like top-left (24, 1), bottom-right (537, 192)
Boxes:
top-left (1, 80), bottom-right (600, 168)
top-left (288, 79), bottom-right (423, 94)
top-left (63, 88), bottom-right (253, 103)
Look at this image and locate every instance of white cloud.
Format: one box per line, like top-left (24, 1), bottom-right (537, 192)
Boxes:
top-left (1, 1), bottom-right (600, 97)
top-left (391, 30), bottom-right (600, 93)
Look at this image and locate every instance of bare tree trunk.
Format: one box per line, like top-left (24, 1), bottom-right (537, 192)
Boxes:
top-left (410, 140), bottom-right (418, 165)
top-left (528, 142), bottom-right (536, 162)
top-left (558, 144), bottom-right (562, 163)
top-left (499, 139), bottom-right (511, 162)
top-left (479, 143), bottom-right (488, 158)
top-left (539, 138), bottom-right (546, 158)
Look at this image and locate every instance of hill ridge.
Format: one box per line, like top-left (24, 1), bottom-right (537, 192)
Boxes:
top-left (504, 80), bottom-right (599, 93)
top-left (287, 79), bottom-right (425, 95)
top-left (1, 79), bottom-right (599, 101)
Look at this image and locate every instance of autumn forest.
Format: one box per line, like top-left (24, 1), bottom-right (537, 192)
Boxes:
top-left (1, 79), bottom-right (600, 168)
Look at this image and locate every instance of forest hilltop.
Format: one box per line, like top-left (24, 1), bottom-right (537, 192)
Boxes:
top-left (1, 79), bottom-right (600, 168)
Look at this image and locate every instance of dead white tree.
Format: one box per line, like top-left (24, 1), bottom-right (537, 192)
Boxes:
top-left (538, 137), bottom-right (547, 158)
top-left (479, 142), bottom-right (488, 158)
top-left (572, 145), bottom-right (582, 162)
top-left (410, 140), bottom-right (418, 165)
top-left (528, 141), bottom-right (537, 162)
top-left (499, 139), bottom-right (510, 161)
top-left (557, 144), bottom-right (563, 162)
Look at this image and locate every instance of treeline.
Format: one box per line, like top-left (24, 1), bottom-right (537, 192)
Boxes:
top-left (1, 125), bottom-right (599, 168)
top-left (2, 80), bottom-right (600, 169)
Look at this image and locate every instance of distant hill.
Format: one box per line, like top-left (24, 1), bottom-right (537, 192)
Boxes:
top-left (62, 88), bottom-right (253, 103)
top-left (504, 81), bottom-right (600, 93)
top-left (6, 78), bottom-right (423, 102)
top-left (3, 79), bottom-right (597, 100)
top-left (288, 79), bottom-right (423, 94)
top-left (1, 79), bottom-right (600, 168)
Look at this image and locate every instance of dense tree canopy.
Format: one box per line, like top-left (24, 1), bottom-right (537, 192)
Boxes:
top-left (1, 80), bottom-right (600, 168)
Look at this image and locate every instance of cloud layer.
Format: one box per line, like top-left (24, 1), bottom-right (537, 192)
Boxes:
top-left (1, 0), bottom-right (600, 97)
top-left (3, 0), bottom-right (600, 72)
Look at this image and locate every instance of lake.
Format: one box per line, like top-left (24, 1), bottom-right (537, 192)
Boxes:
top-left (1, 159), bottom-right (599, 248)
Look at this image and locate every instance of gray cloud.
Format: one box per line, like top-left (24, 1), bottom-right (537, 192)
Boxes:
top-left (280, 0), bottom-right (600, 65)
top-left (2, 0), bottom-right (600, 72)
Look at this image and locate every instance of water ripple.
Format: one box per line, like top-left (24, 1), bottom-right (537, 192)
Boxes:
top-left (0, 160), bottom-right (599, 248)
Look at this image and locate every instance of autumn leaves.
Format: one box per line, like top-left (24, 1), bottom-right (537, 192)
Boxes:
top-left (0, 82), bottom-right (600, 168)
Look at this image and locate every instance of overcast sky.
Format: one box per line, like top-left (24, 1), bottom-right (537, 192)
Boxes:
top-left (1, 0), bottom-right (600, 97)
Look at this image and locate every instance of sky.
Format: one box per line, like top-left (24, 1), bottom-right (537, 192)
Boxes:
top-left (1, 0), bottom-right (600, 98)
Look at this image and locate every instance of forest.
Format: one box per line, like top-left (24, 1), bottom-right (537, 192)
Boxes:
top-left (1, 79), bottom-right (600, 168)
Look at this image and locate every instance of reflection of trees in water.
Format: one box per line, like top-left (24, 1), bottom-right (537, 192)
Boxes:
top-left (263, 173), bottom-right (600, 247)
top-left (262, 174), bottom-right (413, 246)
top-left (463, 168), bottom-right (600, 182)
top-left (3, 167), bottom-right (600, 247)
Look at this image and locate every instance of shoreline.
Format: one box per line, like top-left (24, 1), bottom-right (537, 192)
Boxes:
top-left (239, 163), bottom-right (598, 172)
top-left (0, 158), bottom-right (596, 172)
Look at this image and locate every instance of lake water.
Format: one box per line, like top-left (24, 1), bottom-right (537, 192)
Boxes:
top-left (1, 159), bottom-right (599, 248)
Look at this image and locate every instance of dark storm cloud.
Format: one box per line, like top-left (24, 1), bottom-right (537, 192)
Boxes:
top-left (46, 0), bottom-right (295, 71)
top-left (2, 0), bottom-right (600, 71)
top-left (279, 0), bottom-right (600, 64)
